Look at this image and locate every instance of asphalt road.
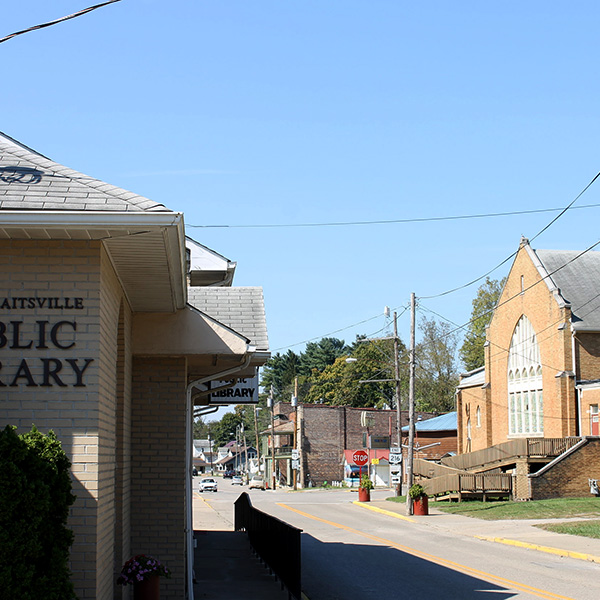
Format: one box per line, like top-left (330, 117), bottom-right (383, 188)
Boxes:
top-left (195, 480), bottom-right (598, 600)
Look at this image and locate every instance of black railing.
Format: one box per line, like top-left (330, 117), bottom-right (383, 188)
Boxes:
top-left (234, 492), bottom-right (302, 599)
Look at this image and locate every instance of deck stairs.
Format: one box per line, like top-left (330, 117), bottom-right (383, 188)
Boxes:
top-left (415, 437), bottom-right (582, 500)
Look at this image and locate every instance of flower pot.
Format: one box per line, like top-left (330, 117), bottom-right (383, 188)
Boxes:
top-left (413, 495), bottom-right (428, 516)
top-left (134, 574), bottom-right (160, 600)
top-left (358, 487), bottom-right (371, 502)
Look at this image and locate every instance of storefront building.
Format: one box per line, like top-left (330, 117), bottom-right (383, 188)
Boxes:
top-left (0, 132), bottom-right (269, 599)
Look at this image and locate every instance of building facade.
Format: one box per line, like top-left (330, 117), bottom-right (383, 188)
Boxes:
top-left (0, 132), bottom-right (268, 599)
top-left (453, 238), bottom-right (600, 499)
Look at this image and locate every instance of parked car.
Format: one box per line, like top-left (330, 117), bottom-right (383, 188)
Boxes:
top-left (223, 469), bottom-right (235, 478)
top-left (249, 475), bottom-right (265, 490)
top-left (231, 475), bottom-right (244, 486)
top-left (199, 478), bottom-right (218, 492)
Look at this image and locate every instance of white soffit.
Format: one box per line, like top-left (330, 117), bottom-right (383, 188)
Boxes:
top-left (0, 211), bottom-right (186, 312)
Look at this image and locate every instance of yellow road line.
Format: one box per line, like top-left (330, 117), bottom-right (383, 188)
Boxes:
top-left (476, 535), bottom-right (600, 564)
top-left (278, 503), bottom-right (576, 600)
top-left (352, 500), bottom-right (416, 522)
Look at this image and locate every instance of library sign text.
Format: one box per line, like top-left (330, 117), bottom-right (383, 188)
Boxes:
top-left (0, 296), bottom-right (93, 387)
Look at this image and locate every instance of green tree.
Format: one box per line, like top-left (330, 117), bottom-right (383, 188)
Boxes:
top-left (299, 337), bottom-right (349, 374)
top-left (304, 336), bottom-right (408, 408)
top-left (260, 350), bottom-right (302, 401)
top-left (415, 317), bottom-right (459, 412)
top-left (459, 277), bottom-right (506, 371)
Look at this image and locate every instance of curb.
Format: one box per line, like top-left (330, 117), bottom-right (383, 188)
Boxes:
top-left (353, 500), bottom-right (600, 564)
top-left (352, 500), bottom-right (416, 522)
top-left (475, 535), bottom-right (600, 564)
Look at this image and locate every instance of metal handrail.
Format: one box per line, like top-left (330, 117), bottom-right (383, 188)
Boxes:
top-left (234, 492), bottom-right (302, 600)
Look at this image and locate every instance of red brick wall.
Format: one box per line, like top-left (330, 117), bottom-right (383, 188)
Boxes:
top-left (530, 438), bottom-right (600, 499)
top-left (484, 244), bottom-right (575, 445)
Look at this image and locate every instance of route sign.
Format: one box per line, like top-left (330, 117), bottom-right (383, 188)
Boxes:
top-left (389, 449), bottom-right (403, 465)
top-left (352, 450), bottom-right (369, 466)
top-left (292, 449), bottom-right (300, 460)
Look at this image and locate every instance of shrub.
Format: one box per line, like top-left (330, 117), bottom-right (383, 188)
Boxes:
top-left (0, 425), bottom-right (76, 599)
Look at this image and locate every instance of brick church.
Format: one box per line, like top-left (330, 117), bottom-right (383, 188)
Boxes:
top-left (455, 237), bottom-right (600, 499)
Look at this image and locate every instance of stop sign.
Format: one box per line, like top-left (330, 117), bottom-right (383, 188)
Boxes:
top-left (352, 450), bottom-right (369, 466)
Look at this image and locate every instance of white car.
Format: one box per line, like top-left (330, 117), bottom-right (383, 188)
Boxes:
top-left (199, 478), bottom-right (218, 492)
top-left (231, 475), bottom-right (244, 485)
top-left (249, 475), bottom-right (265, 490)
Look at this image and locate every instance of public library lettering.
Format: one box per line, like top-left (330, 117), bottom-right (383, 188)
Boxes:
top-left (0, 319), bottom-right (94, 387)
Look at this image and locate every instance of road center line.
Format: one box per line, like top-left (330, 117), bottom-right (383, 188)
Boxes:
top-left (277, 502), bottom-right (575, 600)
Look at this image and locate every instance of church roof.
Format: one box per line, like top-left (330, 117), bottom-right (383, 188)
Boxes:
top-left (533, 247), bottom-right (600, 331)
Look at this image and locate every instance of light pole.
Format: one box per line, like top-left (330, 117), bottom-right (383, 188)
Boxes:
top-left (254, 406), bottom-right (261, 474)
top-left (267, 389), bottom-right (276, 490)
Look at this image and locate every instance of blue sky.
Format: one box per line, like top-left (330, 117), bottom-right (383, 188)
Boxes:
top-left (4, 1), bottom-right (600, 364)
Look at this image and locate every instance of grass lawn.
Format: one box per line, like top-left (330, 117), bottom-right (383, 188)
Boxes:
top-left (386, 495), bottom-right (600, 521)
top-left (537, 520), bottom-right (600, 539)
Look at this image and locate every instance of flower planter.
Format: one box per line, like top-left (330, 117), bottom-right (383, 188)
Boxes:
top-left (358, 487), bottom-right (371, 502)
top-left (134, 574), bottom-right (160, 600)
top-left (413, 495), bottom-right (428, 516)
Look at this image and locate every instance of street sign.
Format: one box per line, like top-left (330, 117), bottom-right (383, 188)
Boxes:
top-left (391, 475), bottom-right (402, 484)
top-left (352, 450), bottom-right (369, 466)
top-left (291, 459), bottom-right (300, 470)
top-left (291, 449), bottom-right (299, 460)
top-left (371, 458), bottom-right (379, 465)
top-left (389, 450), bottom-right (402, 465)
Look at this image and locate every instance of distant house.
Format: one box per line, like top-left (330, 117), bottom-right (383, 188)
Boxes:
top-left (263, 402), bottom-right (439, 487)
top-left (402, 411), bottom-right (457, 461)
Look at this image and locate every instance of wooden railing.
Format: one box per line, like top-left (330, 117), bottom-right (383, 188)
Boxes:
top-left (413, 458), bottom-right (463, 479)
top-left (423, 472), bottom-right (512, 498)
top-left (441, 437), bottom-right (581, 472)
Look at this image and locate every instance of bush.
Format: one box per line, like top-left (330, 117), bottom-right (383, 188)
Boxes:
top-left (0, 425), bottom-right (76, 599)
top-left (409, 483), bottom-right (426, 499)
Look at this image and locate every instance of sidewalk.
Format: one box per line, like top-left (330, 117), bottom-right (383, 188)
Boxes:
top-left (356, 498), bottom-right (600, 564)
top-left (192, 493), bottom-right (290, 600)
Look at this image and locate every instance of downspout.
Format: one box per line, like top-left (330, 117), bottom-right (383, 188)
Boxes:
top-left (572, 330), bottom-right (582, 436)
top-left (185, 349), bottom-right (255, 600)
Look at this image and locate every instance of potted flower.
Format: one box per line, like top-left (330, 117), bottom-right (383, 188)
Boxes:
top-left (117, 554), bottom-right (171, 600)
top-left (358, 474), bottom-right (374, 502)
top-left (409, 483), bottom-right (429, 515)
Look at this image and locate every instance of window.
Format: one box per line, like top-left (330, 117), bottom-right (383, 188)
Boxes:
top-left (507, 316), bottom-right (543, 435)
top-left (476, 406), bottom-right (481, 427)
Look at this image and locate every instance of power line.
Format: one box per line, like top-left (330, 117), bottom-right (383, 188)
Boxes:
top-left (271, 305), bottom-right (409, 353)
top-left (420, 169), bottom-right (600, 300)
top-left (187, 202), bottom-right (600, 230)
top-left (0, 0), bottom-right (122, 45)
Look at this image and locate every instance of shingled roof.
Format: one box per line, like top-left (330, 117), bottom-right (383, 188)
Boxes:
top-left (187, 287), bottom-right (269, 352)
top-left (0, 131), bottom-right (170, 213)
top-left (531, 246), bottom-right (600, 332)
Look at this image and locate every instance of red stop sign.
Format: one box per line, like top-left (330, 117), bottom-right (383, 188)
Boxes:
top-left (352, 450), bottom-right (369, 466)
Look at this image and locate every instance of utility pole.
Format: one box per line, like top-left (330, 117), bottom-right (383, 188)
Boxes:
top-left (292, 376), bottom-right (298, 491)
top-left (406, 292), bottom-right (416, 515)
top-left (393, 311), bottom-right (402, 497)
top-left (268, 386), bottom-right (276, 490)
top-left (254, 406), bottom-right (260, 474)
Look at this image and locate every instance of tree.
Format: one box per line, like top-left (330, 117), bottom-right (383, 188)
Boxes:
top-left (459, 277), bottom-right (506, 371)
top-left (415, 316), bottom-right (459, 412)
top-left (260, 350), bottom-right (302, 401)
top-left (299, 338), bottom-right (349, 374)
top-left (304, 336), bottom-right (408, 408)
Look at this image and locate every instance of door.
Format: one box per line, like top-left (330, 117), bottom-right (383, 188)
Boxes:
top-left (591, 405), bottom-right (599, 436)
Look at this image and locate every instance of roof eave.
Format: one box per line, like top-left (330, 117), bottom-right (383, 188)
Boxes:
top-left (0, 210), bottom-right (187, 312)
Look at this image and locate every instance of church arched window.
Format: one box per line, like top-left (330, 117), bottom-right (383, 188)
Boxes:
top-left (507, 316), bottom-right (543, 435)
